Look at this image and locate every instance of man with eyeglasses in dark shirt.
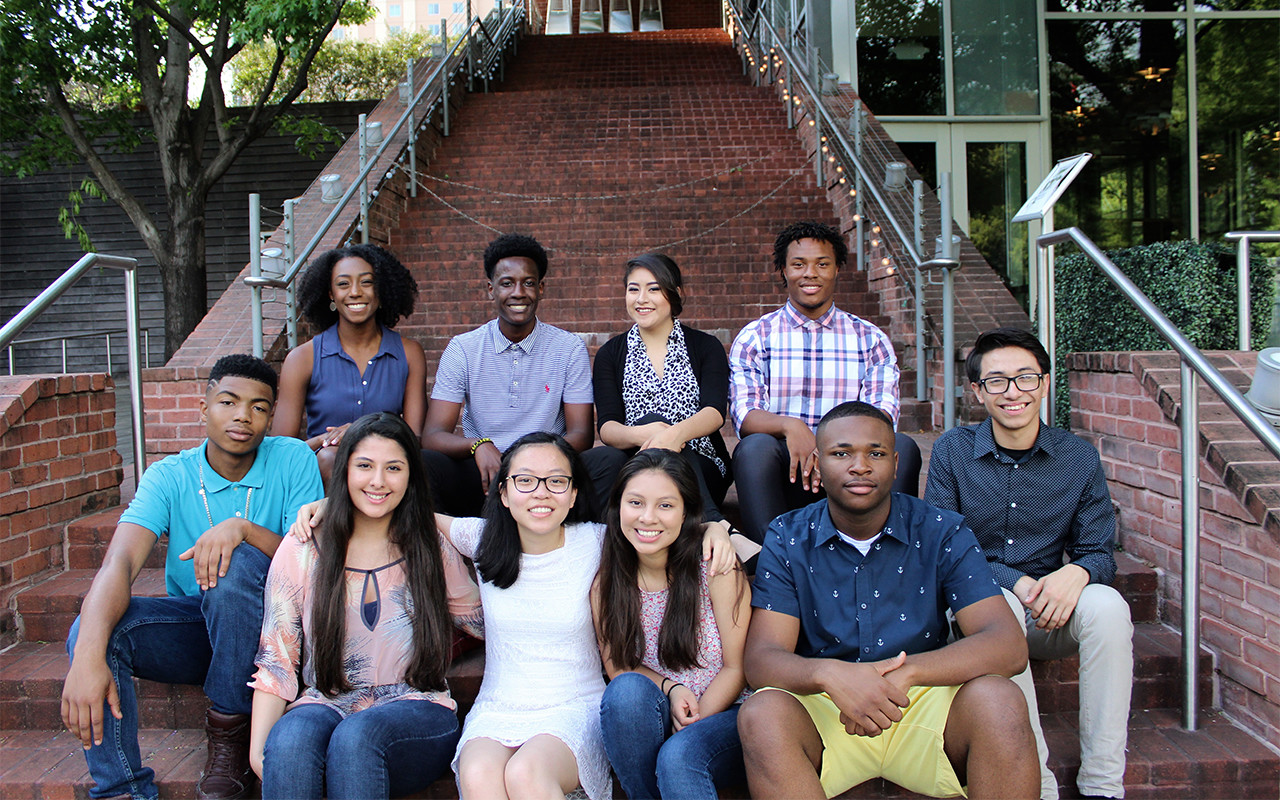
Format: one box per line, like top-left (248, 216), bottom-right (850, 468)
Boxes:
top-left (924, 327), bottom-right (1132, 800)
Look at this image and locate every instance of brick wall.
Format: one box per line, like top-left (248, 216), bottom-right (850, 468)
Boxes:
top-left (1070, 351), bottom-right (1280, 744)
top-left (0, 374), bottom-right (121, 645)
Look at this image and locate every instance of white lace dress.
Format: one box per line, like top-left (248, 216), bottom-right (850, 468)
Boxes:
top-left (449, 519), bottom-right (611, 800)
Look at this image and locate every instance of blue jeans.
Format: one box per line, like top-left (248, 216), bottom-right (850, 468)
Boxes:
top-left (733, 432), bottom-right (923, 543)
top-left (65, 542), bottom-right (271, 800)
top-left (599, 672), bottom-right (745, 800)
top-left (261, 700), bottom-right (461, 799)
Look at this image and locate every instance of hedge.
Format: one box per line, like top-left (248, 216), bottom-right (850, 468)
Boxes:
top-left (1054, 239), bottom-right (1276, 427)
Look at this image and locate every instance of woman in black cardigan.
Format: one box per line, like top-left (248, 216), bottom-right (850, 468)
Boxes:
top-left (591, 253), bottom-right (732, 521)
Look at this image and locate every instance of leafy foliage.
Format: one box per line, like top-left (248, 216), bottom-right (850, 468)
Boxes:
top-left (1054, 239), bottom-right (1276, 426)
top-left (0, 0), bottom-right (375, 356)
top-left (231, 32), bottom-right (437, 104)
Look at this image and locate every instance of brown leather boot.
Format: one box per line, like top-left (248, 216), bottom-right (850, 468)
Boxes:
top-left (197, 709), bottom-right (256, 800)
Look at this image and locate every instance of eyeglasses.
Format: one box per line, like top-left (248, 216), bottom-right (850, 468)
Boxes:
top-left (505, 474), bottom-right (573, 494)
top-left (977, 373), bottom-right (1045, 394)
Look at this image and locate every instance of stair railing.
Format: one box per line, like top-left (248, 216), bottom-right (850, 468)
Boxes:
top-left (0, 253), bottom-right (147, 475)
top-left (243, 1), bottom-right (526, 358)
top-left (1039, 226), bottom-right (1280, 732)
top-left (722, 0), bottom-right (963, 426)
top-left (1224, 230), bottom-right (1280, 350)
top-left (7, 327), bottom-right (153, 376)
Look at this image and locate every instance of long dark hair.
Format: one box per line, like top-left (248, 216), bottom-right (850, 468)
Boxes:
top-left (474, 432), bottom-right (592, 589)
top-left (310, 413), bottom-right (452, 696)
top-left (598, 449), bottom-right (707, 672)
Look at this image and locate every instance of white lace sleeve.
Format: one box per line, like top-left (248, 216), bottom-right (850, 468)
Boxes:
top-left (448, 516), bottom-right (486, 559)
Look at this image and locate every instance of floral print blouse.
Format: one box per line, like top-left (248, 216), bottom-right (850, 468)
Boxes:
top-left (250, 530), bottom-right (483, 717)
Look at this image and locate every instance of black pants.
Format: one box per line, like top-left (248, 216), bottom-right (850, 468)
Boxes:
top-left (421, 446), bottom-right (624, 521)
top-left (731, 431), bottom-right (923, 544)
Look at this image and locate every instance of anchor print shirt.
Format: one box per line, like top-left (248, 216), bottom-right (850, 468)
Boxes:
top-left (251, 532), bottom-right (483, 716)
top-left (750, 494), bottom-right (999, 663)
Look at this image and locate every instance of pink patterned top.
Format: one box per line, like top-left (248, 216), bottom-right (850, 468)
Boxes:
top-left (639, 561), bottom-right (743, 700)
top-left (250, 532), bottom-right (483, 717)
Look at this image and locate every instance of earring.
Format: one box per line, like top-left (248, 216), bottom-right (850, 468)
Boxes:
top-left (329, 301), bottom-right (337, 311)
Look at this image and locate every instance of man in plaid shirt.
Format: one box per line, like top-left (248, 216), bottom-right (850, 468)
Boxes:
top-left (729, 221), bottom-right (921, 544)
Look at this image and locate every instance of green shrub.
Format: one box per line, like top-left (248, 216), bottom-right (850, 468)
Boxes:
top-left (1054, 239), bottom-right (1275, 427)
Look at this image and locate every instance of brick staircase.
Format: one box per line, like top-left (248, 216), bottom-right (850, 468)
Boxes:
top-left (384, 28), bottom-right (934, 427)
top-left (3, 22), bottom-right (1277, 800)
top-left (5, 486), bottom-right (1278, 798)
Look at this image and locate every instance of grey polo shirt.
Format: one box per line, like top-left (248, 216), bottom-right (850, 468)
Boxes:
top-left (430, 318), bottom-right (594, 452)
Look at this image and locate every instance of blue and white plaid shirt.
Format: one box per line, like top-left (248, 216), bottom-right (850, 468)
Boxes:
top-left (728, 301), bottom-right (900, 432)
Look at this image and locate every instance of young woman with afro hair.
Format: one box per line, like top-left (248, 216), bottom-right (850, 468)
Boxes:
top-left (273, 244), bottom-right (427, 483)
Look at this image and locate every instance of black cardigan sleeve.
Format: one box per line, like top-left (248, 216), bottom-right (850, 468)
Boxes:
top-left (592, 332), bottom-right (628, 431)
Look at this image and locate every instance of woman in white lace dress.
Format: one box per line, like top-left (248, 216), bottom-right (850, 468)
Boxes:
top-left (444, 433), bottom-right (611, 799)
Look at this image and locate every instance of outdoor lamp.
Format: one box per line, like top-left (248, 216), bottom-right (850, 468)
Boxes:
top-left (320, 174), bottom-right (343, 203)
top-left (884, 162), bottom-right (908, 191)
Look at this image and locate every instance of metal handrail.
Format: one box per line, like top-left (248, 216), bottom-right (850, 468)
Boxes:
top-left (244, 2), bottom-right (525, 354)
top-left (7, 327), bottom-right (152, 375)
top-left (1039, 226), bottom-right (1280, 731)
top-left (724, 0), bottom-right (971, 425)
top-left (723, 0), bottom-right (925, 268)
top-left (0, 253), bottom-right (147, 475)
top-left (1224, 230), bottom-right (1280, 350)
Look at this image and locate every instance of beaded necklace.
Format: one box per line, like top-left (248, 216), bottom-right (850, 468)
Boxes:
top-left (198, 461), bottom-right (252, 529)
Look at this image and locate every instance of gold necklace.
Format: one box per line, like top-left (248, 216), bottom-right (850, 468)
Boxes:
top-left (198, 461), bottom-right (252, 530)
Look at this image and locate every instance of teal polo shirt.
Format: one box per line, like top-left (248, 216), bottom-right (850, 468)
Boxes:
top-left (119, 436), bottom-right (323, 597)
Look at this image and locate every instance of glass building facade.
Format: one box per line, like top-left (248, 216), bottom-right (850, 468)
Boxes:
top-left (768, 0), bottom-right (1280, 310)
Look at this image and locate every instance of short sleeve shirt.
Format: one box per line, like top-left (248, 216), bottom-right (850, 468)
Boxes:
top-left (430, 319), bottom-right (594, 453)
top-left (750, 494), bottom-right (999, 663)
top-left (119, 436), bottom-right (324, 597)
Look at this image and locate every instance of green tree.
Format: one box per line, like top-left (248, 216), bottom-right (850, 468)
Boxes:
top-left (231, 32), bottom-right (437, 104)
top-left (0, 0), bottom-right (374, 357)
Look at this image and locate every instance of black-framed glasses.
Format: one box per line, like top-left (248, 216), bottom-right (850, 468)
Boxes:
top-left (506, 474), bottom-right (573, 494)
top-left (977, 373), bottom-right (1045, 394)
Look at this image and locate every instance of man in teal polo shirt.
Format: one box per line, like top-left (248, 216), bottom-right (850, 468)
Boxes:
top-left (62, 354), bottom-right (323, 800)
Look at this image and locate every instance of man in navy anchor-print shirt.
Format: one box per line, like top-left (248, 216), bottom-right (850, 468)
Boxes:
top-left (738, 401), bottom-right (1038, 799)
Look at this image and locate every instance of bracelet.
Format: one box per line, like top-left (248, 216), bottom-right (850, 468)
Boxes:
top-left (660, 677), bottom-right (672, 694)
top-left (666, 681), bottom-right (685, 697)
top-left (469, 437), bottom-right (493, 456)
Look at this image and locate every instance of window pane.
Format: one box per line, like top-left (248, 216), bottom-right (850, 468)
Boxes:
top-left (1048, 18), bottom-right (1190, 246)
top-left (855, 0), bottom-right (944, 115)
top-left (1195, 18), bottom-right (1280, 237)
top-left (952, 0), bottom-right (1039, 115)
top-left (967, 142), bottom-right (1030, 308)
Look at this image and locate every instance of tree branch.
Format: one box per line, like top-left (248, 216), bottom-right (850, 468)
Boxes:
top-left (43, 79), bottom-right (163, 257)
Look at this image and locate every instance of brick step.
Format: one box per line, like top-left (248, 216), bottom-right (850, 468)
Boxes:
top-left (3, 709), bottom-right (1274, 800)
top-left (0, 638), bottom-right (485, 733)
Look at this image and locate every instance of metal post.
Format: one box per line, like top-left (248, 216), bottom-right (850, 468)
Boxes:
top-left (105, 332), bottom-right (112, 375)
top-left (358, 114), bottom-right (369, 244)
top-left (939, 172), bottom-right (956, 430)
top-left (1237, 234), bottom-right (1251, 350)
top-left (1180, 360), bottom-right (1200, 731)
top-left (408, 58), bottom-right (418, 199)
top-left (442, 20), bottom-right (451, 136)
top-left (124, 266), bottom-right (147, 476)
top-left (915, 265), bottom-right (926, 403)
top-left (284, 198), bottom-right (298, 349)
top-left (249, 193), bottom-right (264, 357)
top-left (854, 104), bottom-right (865, 273)
top-left (814, 117), bottom-right (823, 185)
top-left (143, 330), bottom-right (149, 368)
top-left (785, 62), bottom-right (793, 129)
top-left (1040, 207), bottom-right (1056, 425)
top-left (61, 339), bottom-right (67, 372)
top-left (7, 346), bottom-right (12, 375)
top-left (913, 178), bottom-right (926, 402)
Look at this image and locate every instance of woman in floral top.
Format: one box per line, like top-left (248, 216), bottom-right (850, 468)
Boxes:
top-left (592, 449), bottom-right (751, 799)
top-left (248, 413), bottom-right (481, 799)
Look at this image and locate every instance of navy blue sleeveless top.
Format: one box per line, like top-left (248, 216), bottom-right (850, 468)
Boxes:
top-left (305, 324), bottom-right (410, 438)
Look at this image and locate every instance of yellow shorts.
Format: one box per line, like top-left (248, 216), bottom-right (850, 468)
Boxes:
top-left (761, 684), bottom-right (966, 799)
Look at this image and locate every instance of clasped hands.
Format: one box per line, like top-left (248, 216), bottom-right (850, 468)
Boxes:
top-left (824, 651), bottom-right (912, 738)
